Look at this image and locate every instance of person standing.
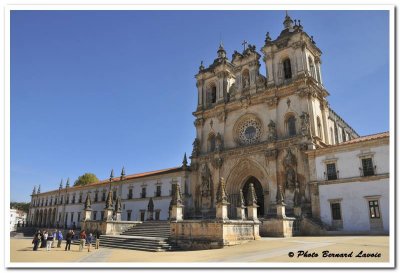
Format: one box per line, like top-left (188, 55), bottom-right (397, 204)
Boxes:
top-left (79, 230), bottom-right (86, 252)
top-left (65, 230), bottom-right (72, 251)
top-left (39, 230), bottom-right (46, 248)
top-left (46, 232), bottom-right (53, 251)
top-left (42, 231), bottom-right (48, 248)
top-left (95, 230), bottom-right (101, 249)
top-left (57, 230), bottom-right (63, 248)
top-left (86, 233), bottom-right (93, 252)
top-left (32, 232), bottom-right (40, 251)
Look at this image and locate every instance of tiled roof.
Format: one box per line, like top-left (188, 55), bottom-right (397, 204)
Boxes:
top-left (35, 166), bottom-right (184, 195)
top-left (336, 131), bottom-right (389, 146)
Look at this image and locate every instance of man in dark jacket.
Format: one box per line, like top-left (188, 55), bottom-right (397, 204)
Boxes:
top-left (65, 230), bottom-right (73, 251)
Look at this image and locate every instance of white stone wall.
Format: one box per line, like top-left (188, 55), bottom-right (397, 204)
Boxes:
top-left (314, 145), bottom-right (389, 180)
top-left (319, 179), bottom-right (389, 232)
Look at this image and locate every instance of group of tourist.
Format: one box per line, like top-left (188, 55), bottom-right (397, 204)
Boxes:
top-left (32, 229), bottom-right (101, 252)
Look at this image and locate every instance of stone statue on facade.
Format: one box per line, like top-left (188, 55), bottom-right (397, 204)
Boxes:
top-left (283, 148), bottom-right (297, 189)
top-left (200, 164), bottom-right (212, 197)
top-left (216, 177), bottom-right (229, 204)
top-left (215, 133), bottom-right (223, 152)
top-left (300, 112), bottom-right (310, 136)
top-left (276, 184), bottom-right (286, 205)
top-left (293, 182), bottom-right (301, 207)
top-left (192, 138), bottom-right (200, 157)
top-left (267, 120), bottom-right (277, 141)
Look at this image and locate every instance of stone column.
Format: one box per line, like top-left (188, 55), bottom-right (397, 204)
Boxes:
top-left (216, 178), bottom-right (229, 220)
top-left (236, 189), bottom-right (246, 220)
top-left (170, 183), bottom-right (184, 221)
top-left (246, 183), bottom-right (259, 221)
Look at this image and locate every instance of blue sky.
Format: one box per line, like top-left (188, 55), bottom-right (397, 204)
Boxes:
top-left (10, 10), bottom-right (389, 202)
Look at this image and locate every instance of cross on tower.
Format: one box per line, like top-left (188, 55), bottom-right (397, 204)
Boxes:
top-left (242, 40), bottom-right (248, 51)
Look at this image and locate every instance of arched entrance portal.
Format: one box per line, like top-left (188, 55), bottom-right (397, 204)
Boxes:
top-left (242, 176), bottom-right (264, 217)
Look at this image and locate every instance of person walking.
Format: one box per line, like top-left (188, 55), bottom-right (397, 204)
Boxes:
top-left (95, 230), bottom-right (101, 249)
top-left (86, 233), bottom-right (93, 252)
top-left (32, 232), bottom-right (40, 251)
top-left (39, 230), bottom-right (46, 248)
top-left (52, 230), bottom-right (57, 248)
top-left (46, 232), bottom-right (53, 251)
top-left (79, 230), bottom-right (86, 252)
top-left (57, 230), bottom-right (63, 248)
top-left (65, 230), bottom-right (73, 251)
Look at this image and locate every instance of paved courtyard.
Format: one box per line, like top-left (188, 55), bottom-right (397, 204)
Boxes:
top-left (10, 236), bottom-right (389, 264)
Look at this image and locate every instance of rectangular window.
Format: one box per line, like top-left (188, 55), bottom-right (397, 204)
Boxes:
top-left (66, 196), bottom-right (69, 204)
top-left (58, 213), bottom-right (61, 222)
top-left (141, 188), bottom-right (146, 198)
top-left (128, 189), bottom-right (133, 199)
top-left (331, 203), bottom-right (342, 220)
top-left (100, 211), bottom-right (104, 220)
top-left (77, 212), bottom-right (81, 222)
top-left (72, 195), bottom-right (76, 204)
top-left (369, 200), bottom-right (381, 219)
top-left (79, 195), bottom-right (82, 203)
top-left (156, 186), bottom-right (162, 197)
top-left (94, 192), bottom-right (98, 202)
top-left (61, 196), bottom-right (64, 204)
top-left (127, 211), bottom-right (131, 221)
top-left (102, 192), bottom-right (106, 202)
top-left (70, 212), bottom-right (74, 222)
top-left (362, 158), bottom-right (374, 176)
top-left (326, 163), bottom-right (337, 180)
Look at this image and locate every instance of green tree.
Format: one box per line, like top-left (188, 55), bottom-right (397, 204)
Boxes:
top-left (10, 202), bottom-right (30, 213)
top-left (73, 173), bottom-right (99, 187)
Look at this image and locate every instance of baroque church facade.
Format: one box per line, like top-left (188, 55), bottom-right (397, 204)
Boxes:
top-left (26, 13), bottom-right (389, 236)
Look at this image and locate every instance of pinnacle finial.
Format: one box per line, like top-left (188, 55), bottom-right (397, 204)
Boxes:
top-left (246, 183), bottom-right (258, 206)
top-left (276, 184), bottom-right (286, 205)
top-left (65, 178), bottom-right (70, 188)
top-left (114, 195), bottom-right (122, 212)
top-left (170, 183), bottom-right (183, 206)
top-left (238, 189), bottom-right (245, 207)
top-left (217, 42), bottom-right (227, 59)
top-left (110, 169), bottom-right (114, 181)
top-left (283, 10), bottom-right (294, 30)
top-left (59, 179), bottom-right (63, 190)
top-left (265, 32), bottom-right (272, 43)
top-left (199, 60), bottom-right (205, 71)
top-left (182, 153), bottom-right (188, 168)
top-left (32, 186), bottom-right (36, 195)
top-left (120, 167), bottom-right (125, 180)
top-left (37, 185), bottom-right (41, 194)
top-left (105, 190), bottom-right (114, 209)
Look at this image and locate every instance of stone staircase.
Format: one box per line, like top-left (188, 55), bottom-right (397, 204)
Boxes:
top-left (74, 221), bottom-right (179, 252)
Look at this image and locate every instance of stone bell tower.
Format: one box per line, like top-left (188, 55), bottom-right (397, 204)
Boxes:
top-left (189, 12), bottom-right (358, 220)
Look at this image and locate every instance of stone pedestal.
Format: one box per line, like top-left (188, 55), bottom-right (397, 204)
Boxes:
top-left (294, 206), bottom-right (302, 217)
top-left (236, 207), bottom-right (246, 220)
top-left (216, 203), bottom-right (229, 220)
top-left (83, 209), bottom-right (92, 221)
top-left (261, 217), bottom-right (296, 237)
top-left (276, 204), bottom-right (286, 218)
top-left (247, 205), bottom-right (258, 220)
top-left (170, 205), bottom-right (183, 221)
top-left (104, 209), bottom-right (113, 221)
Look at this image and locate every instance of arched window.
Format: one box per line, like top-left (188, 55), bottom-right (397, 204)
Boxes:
top-left (208, 134), bottom-right (216, 152)
top-left (286, 115), bottom-right (296, 136)
top-left (308, 57), bottom-right (315, 79)
top-left (283, 58), bottom-right (292, 79)
top-left (317, 117), bottom-right (322, 138)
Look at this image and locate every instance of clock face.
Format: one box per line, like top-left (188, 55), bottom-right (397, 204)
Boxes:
top-left (238, 118), bottom-right (262, 145)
